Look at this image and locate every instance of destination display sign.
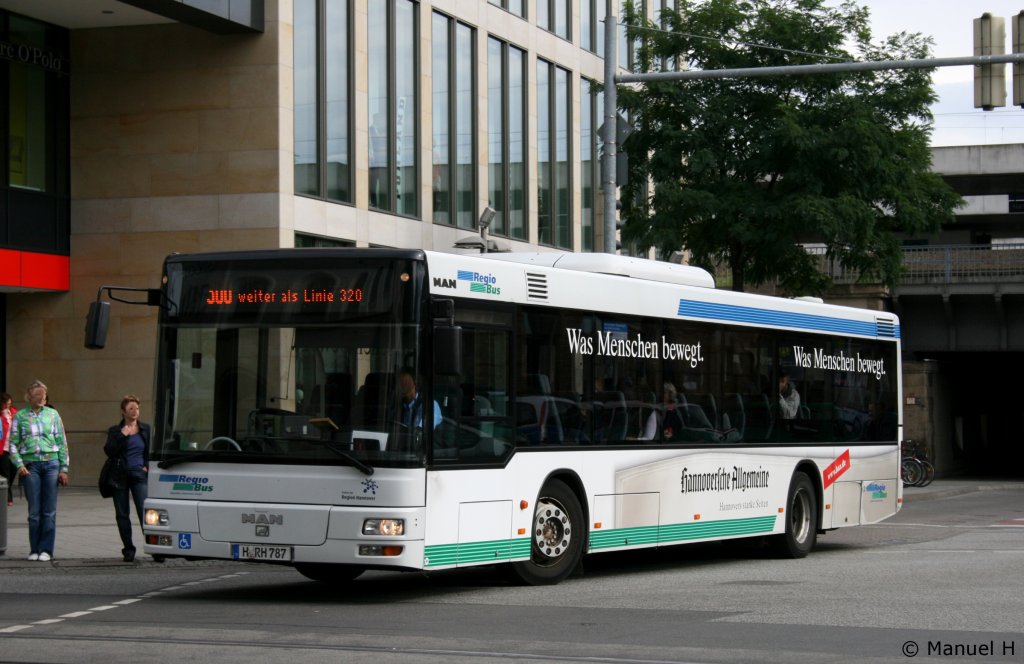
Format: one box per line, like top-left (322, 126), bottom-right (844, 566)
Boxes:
top-left (165, 258), bottom-right (415, 318)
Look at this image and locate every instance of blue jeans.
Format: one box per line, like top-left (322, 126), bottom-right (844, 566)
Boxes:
top-left (22, 459), bottom-right (60, 555)
top-left (113, 467), bottom-right (148, 556)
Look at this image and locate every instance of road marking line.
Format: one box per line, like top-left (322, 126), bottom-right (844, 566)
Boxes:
top-left (7, 572), bottom-right (239, 636)
top-left (878, 522), bottom-right (965, 528)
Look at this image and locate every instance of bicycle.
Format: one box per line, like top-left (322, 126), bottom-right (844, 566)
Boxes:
top-left (901, 439), bottom-right (935, 487)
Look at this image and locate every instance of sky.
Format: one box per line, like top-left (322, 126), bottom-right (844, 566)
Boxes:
top-left (858, 0), bottom-right (1024, 146)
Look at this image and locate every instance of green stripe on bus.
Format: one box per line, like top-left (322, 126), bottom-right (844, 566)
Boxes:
top-left (424, 537), bottom-right (532, 568)
top-left (590, 515), bottom-right (778, 551)
top-left (425, 515), bottom-right (777, 567)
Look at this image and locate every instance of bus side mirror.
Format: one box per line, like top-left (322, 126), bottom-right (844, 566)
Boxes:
top-left (85, 301), bottom-right (111, 349)
top-left (84, 285), bottom-right (166, 350)
top-left (434, 325), bottom-right (462, 377)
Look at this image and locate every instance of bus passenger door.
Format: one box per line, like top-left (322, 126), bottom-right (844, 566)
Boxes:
top-left (432, 303), bottom-right (515, 463)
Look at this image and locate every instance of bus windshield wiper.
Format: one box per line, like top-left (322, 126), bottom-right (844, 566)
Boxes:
top-left (318, 441), bottom-right (374, 476)
top-left (158, 443), bottom-right (373, 475)
top-left (157, 450), bottom-right (234, 470)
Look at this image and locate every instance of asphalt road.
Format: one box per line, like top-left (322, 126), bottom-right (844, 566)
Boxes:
top-left (1, 487), bottom-right (1021, 663)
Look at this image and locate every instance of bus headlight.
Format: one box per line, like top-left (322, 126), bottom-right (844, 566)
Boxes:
top-left (145, 509), bottom-right (169, 526)
top-left (362, 518), bottom-right (404, 536)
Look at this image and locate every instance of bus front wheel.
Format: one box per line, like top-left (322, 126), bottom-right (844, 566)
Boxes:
top-left (772, 472), bottom-right (817, 558)
top-left (511, 479), bottom-right (584, 586)
top-left (294, 563), bottom-right (364, 584)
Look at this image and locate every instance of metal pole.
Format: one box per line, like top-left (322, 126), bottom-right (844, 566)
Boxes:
top-left (602, 3), bottom-right (618, 254)
top-left (602, 43), bottom-right (1024, 257)
top-left (616, 52), bottom-right (1024, 83)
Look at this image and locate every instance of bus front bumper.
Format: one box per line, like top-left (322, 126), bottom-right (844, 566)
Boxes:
top-left (141, 498), bottom-right (426, 570)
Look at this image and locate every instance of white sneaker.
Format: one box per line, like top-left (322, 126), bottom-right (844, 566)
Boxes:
top-left (38, 552), bottom-right (51, 562)
top-left (27, 553), bottom-right (39, 561)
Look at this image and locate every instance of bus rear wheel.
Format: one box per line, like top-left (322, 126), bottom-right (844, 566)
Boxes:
top-left (510, 479), bottom-right (584, 586)
top-left (772, 472), bottom-right (817, 559)
top-left (294, 563), bottom-right (364, 584)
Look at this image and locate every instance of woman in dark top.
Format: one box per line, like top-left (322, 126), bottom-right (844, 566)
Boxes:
top-left (104, 395), bottom-right (150, 562)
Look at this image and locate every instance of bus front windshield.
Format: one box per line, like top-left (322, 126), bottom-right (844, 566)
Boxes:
top-left (153, 254), bottom-right (427, 469)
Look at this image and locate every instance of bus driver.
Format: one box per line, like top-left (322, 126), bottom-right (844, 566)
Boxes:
top-left (397, 368), bottom-right (442, 430)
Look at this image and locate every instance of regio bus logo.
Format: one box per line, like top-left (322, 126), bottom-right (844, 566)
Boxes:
top-left (457, 270), bottom-right (501, 295)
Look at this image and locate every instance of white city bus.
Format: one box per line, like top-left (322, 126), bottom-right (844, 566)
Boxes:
top-left (141, 248), bottom-right (902, 584)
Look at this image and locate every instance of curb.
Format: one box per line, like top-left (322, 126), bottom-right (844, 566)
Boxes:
top-left (902, 482), bottom-right (1024, 503)
top-left (0, 557), bottom-right (232, 571)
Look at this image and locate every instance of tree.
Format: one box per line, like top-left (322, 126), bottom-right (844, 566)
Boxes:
top-left (617, 0), bottom-right (963, 294)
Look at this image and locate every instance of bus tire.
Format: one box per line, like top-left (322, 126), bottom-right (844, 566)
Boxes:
top-left (772, 472), bottom-right (817, 559)
top-left (511, 479), bottom-right (584, 586)
top-left (294, 563), bottom-right (364, 584)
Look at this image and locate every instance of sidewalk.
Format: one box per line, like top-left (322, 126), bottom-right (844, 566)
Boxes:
top-left (1, 480), bottom-right (1021, 569)
top-left (0, 486), bottom-right (157, 569)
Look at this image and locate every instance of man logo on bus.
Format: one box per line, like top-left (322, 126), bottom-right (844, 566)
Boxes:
top-left (457, 270), bottom-right (501, 295)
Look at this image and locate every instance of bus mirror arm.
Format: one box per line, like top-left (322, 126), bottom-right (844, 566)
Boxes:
top-left (85, 285), bottom-right (172, 350)
top-left (434, 325), bottom-right (463, 377)
top-left (431, 298), bottom-right (462, 376)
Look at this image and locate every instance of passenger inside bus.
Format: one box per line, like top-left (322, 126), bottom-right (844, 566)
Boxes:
top-left (639, 382), bottom-right (685, 442)
top-left (778, 372), bottom-right (801, 420)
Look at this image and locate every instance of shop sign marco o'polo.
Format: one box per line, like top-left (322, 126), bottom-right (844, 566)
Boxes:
top-left (0, 40), bottom-right (68, 74)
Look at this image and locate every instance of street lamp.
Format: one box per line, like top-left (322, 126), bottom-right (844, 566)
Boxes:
top-left (454, 206), bottom-right (499, 254)
top-left (478, 206), bottom-right (496, 254)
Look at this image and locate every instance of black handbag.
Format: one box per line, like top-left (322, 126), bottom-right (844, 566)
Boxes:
top-left (98, 457), bottom-right (124, 498)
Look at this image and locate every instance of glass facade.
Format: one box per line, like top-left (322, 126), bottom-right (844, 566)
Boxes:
top-left (293, 0), bottom-right (352, 203)
top-left (537, 0), bottom-right (570, 40)
top-left (487, 37), bottom-right (527, 241)
top-left (289, 1), bottom-right (612, 253)
top-left (659, 0), bottom-right (677, 71)
top-left (294, 233), bottom-right (355, 248)
top-left (369, 0), bottom-right (419, 216)
top-left (537, 58), bottom-right (571, 249)
top-left (1, 10), bottom-right (70, 255)
top-left (488, 0), bottom-right (525, 19)
top-left (580, 78), bottom-right (603, 253)
top-left (431, 12), bottom-right (476, 229)
top-left (325, 1), bottom-right (351, 200)
top-left (619, 0), bottom-right (645, 71)
top-left (581, 0), bottom-right (605, 56)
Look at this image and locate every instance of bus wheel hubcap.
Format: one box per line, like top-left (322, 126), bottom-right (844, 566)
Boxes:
top-left (534, 498), bottom-right (571, 561)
